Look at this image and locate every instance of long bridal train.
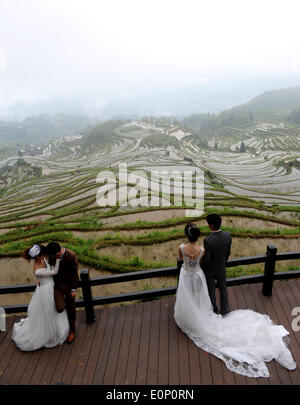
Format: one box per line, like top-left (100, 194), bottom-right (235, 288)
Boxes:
top-left (174, 243), bottom-right (297, 378)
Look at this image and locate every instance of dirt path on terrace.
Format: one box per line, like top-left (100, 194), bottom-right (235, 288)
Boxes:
top-left (101, 208), bottom-right (187, 225)
top-left (71, 215), bottom-right (294, 240)
top-left (97, 236), bottom-right (300, 274)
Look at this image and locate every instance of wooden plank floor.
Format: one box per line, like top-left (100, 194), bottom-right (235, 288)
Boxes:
top-left (1, 279), bottom-right (300, 385)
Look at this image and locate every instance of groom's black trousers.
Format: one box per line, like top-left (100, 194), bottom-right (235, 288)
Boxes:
top-left (204, 270), bottom-right (229, 315)
top-left (54, 287), bottom-right (76, 331)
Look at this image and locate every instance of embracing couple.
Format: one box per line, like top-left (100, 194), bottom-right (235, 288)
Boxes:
top-left (12, 242), bottom-right (79, 351)
top-left (174, 213), bottom-right (297, 378)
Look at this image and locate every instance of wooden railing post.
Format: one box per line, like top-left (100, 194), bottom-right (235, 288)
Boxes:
top-left (80, 268), bottom-right (96, 323)
top-left (262, 244), bottom-right (277, 296)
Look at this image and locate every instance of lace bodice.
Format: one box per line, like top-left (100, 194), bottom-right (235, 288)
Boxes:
top-left (180, 243), bottom-right (204, 273)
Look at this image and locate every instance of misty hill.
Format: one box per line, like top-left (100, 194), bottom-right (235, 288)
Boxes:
top-left (80, 120), bottom-right (126, 154)
top-left (140, 133), bottom-right (181, 148)
top-left (235, 86), bottom-right (300, 112)
top-left (180, 85), bottom-right (300, 148)
top-left (76, 84), bottom-right (300, 156)
top-left (2, 84), bottom-right (300, 162)
top-left (0, 113), bottom-right (93, 152)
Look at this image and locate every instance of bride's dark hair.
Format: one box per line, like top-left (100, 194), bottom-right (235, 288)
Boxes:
top-left (184, 223), bottom-right (200, 242)
top-left (23, 244), bottom-right (48, 261)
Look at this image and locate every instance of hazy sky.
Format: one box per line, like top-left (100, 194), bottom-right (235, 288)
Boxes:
top-left (1, 0), bottom-right (300, 118)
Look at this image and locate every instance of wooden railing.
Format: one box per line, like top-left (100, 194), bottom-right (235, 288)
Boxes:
top-left (1, 244), bottom-right (300, 323)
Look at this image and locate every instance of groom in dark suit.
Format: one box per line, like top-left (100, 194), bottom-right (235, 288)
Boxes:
top-left (47, 242), bottom-right (79, 344)
top-left (203, 214), bottom-right (231, 316)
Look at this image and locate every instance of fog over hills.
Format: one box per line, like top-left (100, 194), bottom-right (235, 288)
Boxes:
top-left (2, 1), bottom-right (300, 121)
top-left (2, 75), bottom-right (300, 122)
top-left (235, 86), bottom-right (300, 112)
top-left (1, 84), bottom-right (300, 154)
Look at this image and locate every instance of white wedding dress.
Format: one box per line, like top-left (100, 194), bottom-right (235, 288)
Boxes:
top-left (12, 258), bottom-right (69, 351)
top-left (174, 243), bottom-right (297, 378)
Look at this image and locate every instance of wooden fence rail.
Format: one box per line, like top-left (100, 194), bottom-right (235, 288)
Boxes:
top-left (1, 244), bottom-right (300, 322)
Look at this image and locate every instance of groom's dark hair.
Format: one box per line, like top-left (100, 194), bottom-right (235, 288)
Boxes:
top-left (47, 242), bottom-right (61, 255)
top-left (206, 213), bottom-right (222, 230)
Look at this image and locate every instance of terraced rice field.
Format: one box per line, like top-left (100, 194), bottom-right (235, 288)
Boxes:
top-left (0, 120), bottom-right (300, 298)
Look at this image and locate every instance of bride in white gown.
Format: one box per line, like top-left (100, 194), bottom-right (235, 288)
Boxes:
top-left (12, 244), bottom-right (69, 351)
top-left (174, 223), bottom-right (297, 378)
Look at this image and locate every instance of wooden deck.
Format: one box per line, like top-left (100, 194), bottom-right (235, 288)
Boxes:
top-left (1, 279), bottom-right (300, 385)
